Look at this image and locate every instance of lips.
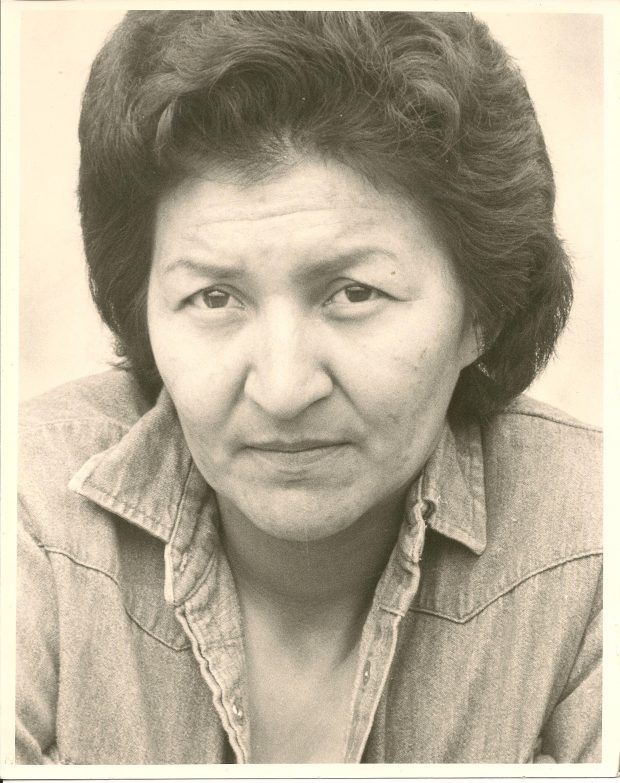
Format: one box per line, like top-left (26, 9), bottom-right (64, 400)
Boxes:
top-left (247, 439), bottom-right (347, 453)
top-left (242, 439), bottom-right (350, 475)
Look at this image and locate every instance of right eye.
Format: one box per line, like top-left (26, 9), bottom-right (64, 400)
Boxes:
top-left (190, 287), bottom-right (244, 310)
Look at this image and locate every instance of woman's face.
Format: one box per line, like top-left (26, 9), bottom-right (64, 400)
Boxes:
top-left (148, 158), bottom-right (477, 541)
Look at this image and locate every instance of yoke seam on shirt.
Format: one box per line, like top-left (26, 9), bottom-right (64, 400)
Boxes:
top-left (18, 504), bottom-right (62, 691)
top-left (412, 549), bottom-right (602, 623)
top-left (20, 419), bottom-right (131, 432)
top-left (41, 545), bottom-right (190, 651)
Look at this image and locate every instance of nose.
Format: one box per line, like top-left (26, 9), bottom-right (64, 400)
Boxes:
top-left (243, 304), bottom-right (333, 419)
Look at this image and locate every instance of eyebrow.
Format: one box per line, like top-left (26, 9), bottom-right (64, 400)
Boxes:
top-left (162, 248), bottom-right (397, 282)
top-left (293, 249), bottom-right (398, 284)
top-left (162, 258), bottom-right (245, 280)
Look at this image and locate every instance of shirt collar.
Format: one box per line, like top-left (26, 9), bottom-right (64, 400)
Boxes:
top-left (69, 387), bottom-right (200, 544)
top-left (70, 389), bottom-right (487, 556)
top-left (417, 420), bottom-right (487, 555)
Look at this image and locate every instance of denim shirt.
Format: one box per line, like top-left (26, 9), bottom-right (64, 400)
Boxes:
top-left (16, 370), bottom-right (602, 764)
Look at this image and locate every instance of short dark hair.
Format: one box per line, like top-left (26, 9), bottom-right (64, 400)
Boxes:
top-left (79, 10), bottom-right (572, 421)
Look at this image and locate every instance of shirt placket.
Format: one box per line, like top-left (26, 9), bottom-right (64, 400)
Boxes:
top-left (174, 565), bottom-right (250, 762)
top-left (344, 490), bottom-right (430, 763)
top-left (164, 461), bottom-right (432, 765)
top-left (163, 470), bottom-right (251, 763)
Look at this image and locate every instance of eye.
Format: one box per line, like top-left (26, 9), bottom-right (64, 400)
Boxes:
top-left (191, 287), bottom-right (244, 310)
top-left (327, 284), bottom-right (382, 305)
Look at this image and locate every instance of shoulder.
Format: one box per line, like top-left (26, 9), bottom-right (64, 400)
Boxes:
top-left (415, 396), bottom-right (602, 623)
top-left (18, 371), bottom-right (151, 545)
top-left (17, 373), bottom-right (183, 653)
top-left (492, 393), bottom-right (601, 442)
top-left (481, 394), bottom-right (602, 593)
top-left (20, 369), bottom-right (150, 431)
top-left (482, 395), bottom-right (602, 541)
top-left (20, 370), bottom-right (149, 489)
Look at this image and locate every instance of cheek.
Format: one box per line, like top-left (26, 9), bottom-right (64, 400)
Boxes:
top-left (148, 309), bottom-right (241, 432)
top-left (162, 357), bottom-right (239, 434)
top-left (346, 309), bottom-right (466, 414)
top-left (339, 325), bottom-right (467, 475)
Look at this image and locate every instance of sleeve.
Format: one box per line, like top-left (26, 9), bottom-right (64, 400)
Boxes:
top-left (15, 512), bottom-right (60, 764)
top-left (536, 563), bottom-right (602, 763)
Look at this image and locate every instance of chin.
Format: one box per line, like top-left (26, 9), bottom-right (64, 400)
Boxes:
top-left (256, 521), bottom-right (352, 543)
top-left (237, 494), bottom-right (359, 543)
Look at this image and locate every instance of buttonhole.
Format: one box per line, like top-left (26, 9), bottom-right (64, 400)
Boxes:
top-left (232, 700), bottom-right (244, 720)
top-left (363, 661), bottom-right (371, 686)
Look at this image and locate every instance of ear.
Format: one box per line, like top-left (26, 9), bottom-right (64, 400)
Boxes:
top-left (458, 315), bottom-right (485, 370)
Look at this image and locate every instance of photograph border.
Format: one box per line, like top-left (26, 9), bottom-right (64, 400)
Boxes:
top-left (2, 0), bottom-right (619, 778)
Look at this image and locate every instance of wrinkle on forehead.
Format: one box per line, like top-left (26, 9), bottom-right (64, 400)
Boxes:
top-left (175, 209), bottom-right (407, 267)
top-left (154, 157), bottom-right (451, 274)
top-left (161, 157), bottom-right (421, 225)
top-left (183, 204), bottom-right (398, 227)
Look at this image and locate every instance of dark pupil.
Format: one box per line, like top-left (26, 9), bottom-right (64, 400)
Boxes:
top-left (204, 290), bottom-right (230, 308)
top-left (345, 285), bottom-right (372, 303)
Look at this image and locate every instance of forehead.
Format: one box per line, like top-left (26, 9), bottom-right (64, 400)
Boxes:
top-left (154, 158), bottom-right (445, 264)
top-left (158, 158), bottom-right (422, 229)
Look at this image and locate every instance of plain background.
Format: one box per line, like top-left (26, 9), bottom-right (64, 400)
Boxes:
top-left (18, 9), bottom-right (604, 425)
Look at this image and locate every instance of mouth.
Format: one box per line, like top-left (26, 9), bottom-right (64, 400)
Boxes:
top-left (243, 439), bottom-right (350, 474)
top-left (248, 439), bottom-right (347, 453)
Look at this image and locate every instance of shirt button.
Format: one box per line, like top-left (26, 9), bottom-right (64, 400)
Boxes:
top-left (362, 661), bottom-right (371, 686)
top-left (232, 700), bottom-right (244, 721)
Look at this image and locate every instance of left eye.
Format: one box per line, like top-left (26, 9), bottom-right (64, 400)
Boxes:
top-left (328, 284), bottom-right (381, 304)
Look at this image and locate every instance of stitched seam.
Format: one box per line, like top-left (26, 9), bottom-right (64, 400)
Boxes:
top-left (432, 510), bottom-right (481, 544)
top-left (19, 498), bottom-right (46, 548)
top-left (43, 546), bottom-right (190, 651)
top-left (18, 506), bottom-right (62, 693)
top-left (180, 545), bottom-right (218, 604)
top-left (76, 485), bottom-right (168, 531)
top-left (175, 605), bottom-right (246, 761)
top-left (163, 461), bottom-right (195, 605)
top-left (166, 461), bottom-right (218, 605)
top-left (170, 460), bottom-right (197, 546)
top-left (20, 419), bottom-right (131, 432)
top-left (428, 423), bottom-right (486, 553)
top-left (427, 520), bottom-right (483, 555)
top-left (411, 550), bottom-right (602, 623)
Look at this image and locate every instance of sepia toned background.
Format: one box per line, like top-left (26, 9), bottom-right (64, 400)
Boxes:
top-left (18, 9), bottom-right (604, 426)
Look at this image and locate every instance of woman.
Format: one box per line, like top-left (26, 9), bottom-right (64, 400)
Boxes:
top-left (17, 11), bottom-right (602, 764)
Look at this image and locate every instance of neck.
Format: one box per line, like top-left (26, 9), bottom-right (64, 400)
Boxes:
top-left (217, 492), bottom-right (406, 630)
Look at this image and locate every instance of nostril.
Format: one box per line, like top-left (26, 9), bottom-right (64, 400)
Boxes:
top-left (243, 312), bottom-right (333, 416)
top-left (243, 363), bottom-right (333, 419)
